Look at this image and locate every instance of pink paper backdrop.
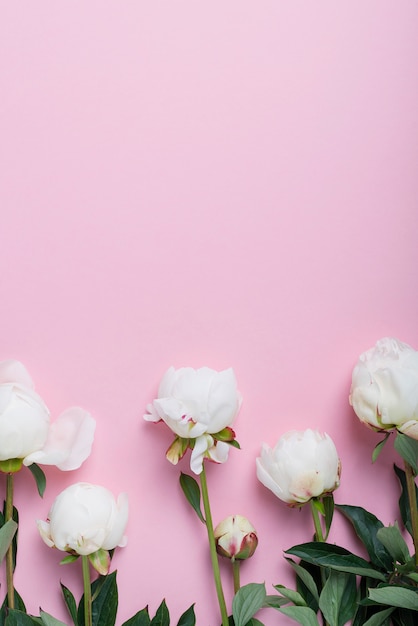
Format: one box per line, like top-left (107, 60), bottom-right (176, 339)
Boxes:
top-left (1, 2), bottom-right (417, 624)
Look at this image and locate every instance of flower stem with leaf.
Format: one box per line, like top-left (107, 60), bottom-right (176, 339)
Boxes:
top-left (199, 466), bottom-right (229, 626)
top-left (5, 473), bottom-right (14, 609)
top-left (82, 555), bottom-right (92, 626)
top-left (404, 461), bottom-right (418, 567)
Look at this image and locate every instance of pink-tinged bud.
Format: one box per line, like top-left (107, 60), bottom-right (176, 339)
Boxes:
top-left (214, 515), bottom-right (258, 561)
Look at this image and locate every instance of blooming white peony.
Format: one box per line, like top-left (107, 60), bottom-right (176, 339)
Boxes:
top-left (214, 514), bottom-right (258, 561)
top-left (144, 366), bottom-right (242, 474)
top-left (0, 360), bottom-right (95, 470)
top-left (37, 482), bottom-right (129, 561)
top-left (256, 429), bottom-right (341, 505)
top-left (349, 337), bottom-right (418, 440)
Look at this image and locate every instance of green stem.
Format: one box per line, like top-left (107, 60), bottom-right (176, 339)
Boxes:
top-left (310, 500), bottom-right (324, 543)
top-left (5, 473), bottom-right (14, 609)
top-left (404, 461), bottom-right (418, 568)
top-left (200, 466), bottom-right (229, 626)
top-left (82, 555), bottom-right (92, 626)
top-left (232, 559), bottom-right (241, 594)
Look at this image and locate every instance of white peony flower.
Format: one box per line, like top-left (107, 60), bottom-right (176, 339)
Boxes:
top-left (144, 366), bottom-right (242, 474)
top-left (256, 429), bottom-right (341, 505)
top-left (349, 337), bottom-right (418, 440)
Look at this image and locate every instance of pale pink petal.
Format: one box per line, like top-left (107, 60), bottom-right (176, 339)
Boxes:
top-left (0, 360), bottom-right (34, 389)
top-left (190, 435), bottom-right (211, 474)
top-left (24, 407), bottom-right (95, 470)
top-left (37, 520), bottom-right (55, 548)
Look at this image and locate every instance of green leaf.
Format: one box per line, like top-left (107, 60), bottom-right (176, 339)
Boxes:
top-left (179, 473), bottom-right (205, 523)
top-left (273, 585), bottom-right (307, 607)
top-left (245, 620), bottom-right (264, 626)
top-left (322, 495), bottom-right (334, 540)
top-left (232, 583), bottom-right (266, 626)
top-left (277, 606), bottom-right (320, 626)
top-left (376, 524), bottom-right (411, 564)
top-left (121, 608), bottom-right (150, 626)
top-left (372, 434), bottom-right (390, 463)
top-left (394, 465), bottom-right (418, 537)
top-left (362, 607), bottom-right (394, 626)
top-left (176, 604), bottom-right (195, 626)
top-left (285, 542), bottom-right (386, 581)
top-left (368, 586), bottom-right (418, 610)
top-left (27, 464), bottom-right (46, 498)
top-left (286, 558), bottom-right (320, 606)
top-left (60, 583), bottom-right (78, 626)
top-left (150, 600), bottom-right (170, 626)
top-left (78, 572), bottom-right (118, 626)
top-left (4, 610), bottom-right (37, 626)
top-left (122, 607), bottom-right (151, 626)
top-left (394, 433), bottom-right (418, 475)
top-left (0, 519), bottom-right (18, 563)
top-left (263, 595), bottom-right (289, 609)
top-left (336, 504), bottom-right (393, 571)
top-left (59, 554), bottom-right (79, 565)
top-left (39, 611), bottom-right (68, 626)
top-left (318, 570), bottom-right (357, 626)
top-left (228, 439), bottom-right (241, 450)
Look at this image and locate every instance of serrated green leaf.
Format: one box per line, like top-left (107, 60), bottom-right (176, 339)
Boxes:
top-left (60, 583), bottom-right (78, 626)
top-left (122, 607), bottom-right (151, 626)
top-left (285, 542), bottom-right (386, 581)
top-left (361, 607), bottom-right (394, 626)
top-left (121, 607), bottom-right (150, 626)
top-left (368, 586), bottom-right (418, 610)
top-left (179, 474), bottom-right (205, 523)
top-left (336, 504), bottom-right (393, 571)
top-left (27, 464), bottom-right (46, 498)
top-left (150, 599), bottom-right (170, 626)
top-left (278, 606), bottom-right (320, 626)
top-left (273, 585), bottom-right (307, 607)
top-left (318, 570), bottom-right (357, 626)
top-left (0, 519), bottom-right (17, 563)
top-left (232, 583), bottom-right (266, 626)
top-left (376, 524), bottom-right (411, 564)
top-left (176, 604), bottom-right (195, 626)
top-left (39, 610), bottom-right (68, 626)
top-left (394, 433), bottom-right (418, 474)
top-left (372, 434), bottom-right (390, 463)
top-left (394, 465), bottom-right (418, 537)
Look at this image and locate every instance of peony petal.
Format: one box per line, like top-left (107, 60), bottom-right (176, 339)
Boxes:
top-left (102, 492), bottom-right (129, 550)
top-left (0, 360), bottom-right (34, 389)
top-left (398, 420), bottom-right (418, 440)
top-left (37, 520), bottom-right (55, 548)
top-left (24, 407), bottom-right (95, 470)
top-left (206, 440), bottom-right (229, 465)
top-left (190, 434), bottom-right (212, 474)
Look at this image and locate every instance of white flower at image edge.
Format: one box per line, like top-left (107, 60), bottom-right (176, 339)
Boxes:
top-left (0, 360), bottom-right (95, 470)
top-left (37, 482), bottom-right (129, 557)
top-left (349, 337), bottom-right (418, 440)
top-left (144, 366), bottom-right (242, 474)
top-left (256, 429), bottom-right (341, 505)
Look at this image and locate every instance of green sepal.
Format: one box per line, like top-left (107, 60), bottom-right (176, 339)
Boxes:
top-left (0, 459), bottom-right (23, 474)
top-left (60, 554), bottom-right (79, 566)
top-left (227, 439), bottom-right (241, 450)
top-left (394, 433), bottom-right (418, 475)
top-left (336, 504), bottom-right (393, 571)
top-left (176, 604), bottom-right (195, 626)
top-left (179, 473), bottom-right (205, 523)
top-left (0, 519), bottom-right (18, 564)
top-left (311, 499), bottom-right (325, 517)
top-left (372, 434), bottom-right (390, 463)
top-left (213, 427), bottom-right (236, 442)
top-left (166, 437), bottom-right (189, 466)
top-left (27, 464), bottom-right (46, 498)
top-left (376, 523), bottom-right (411, 565)
top-left (285, 542), bottom-right (387, 581)
top-left (149, 599), bottom-right (169, 626)
top-left (232, 582), bottom-right (266, 626)
top-left (121, 607), bottom-right (151, 626)
top-left (88, 548), bottom-right (111, 576)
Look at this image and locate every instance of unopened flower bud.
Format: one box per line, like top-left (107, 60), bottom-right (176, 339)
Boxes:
top-left (214, 515), bottom-right (258, 561)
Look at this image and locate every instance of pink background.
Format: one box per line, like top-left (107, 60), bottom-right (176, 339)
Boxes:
top-left (1, 2), bottom-right (418, 624)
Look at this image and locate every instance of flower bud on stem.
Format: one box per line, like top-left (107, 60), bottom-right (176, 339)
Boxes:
top-left (82, 555), bottom-right (93, 626)
top-left (199, 466), bottom-right (229, 626)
